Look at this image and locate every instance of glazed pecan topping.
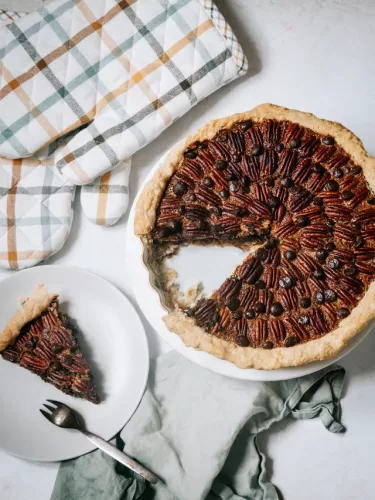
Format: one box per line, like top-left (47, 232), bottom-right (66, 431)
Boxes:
top-left (153, 117), bottom-right (375, 349)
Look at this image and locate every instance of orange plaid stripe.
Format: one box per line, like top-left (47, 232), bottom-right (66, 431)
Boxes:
top-left (0, 0), bottom-right (137, 100)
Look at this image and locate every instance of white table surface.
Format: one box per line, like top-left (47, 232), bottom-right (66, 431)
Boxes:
top-left (1, 0), bottom-right (375, 498)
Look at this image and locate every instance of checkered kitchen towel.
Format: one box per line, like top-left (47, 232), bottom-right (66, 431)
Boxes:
top-left (0, 0), bottom-right (247, 269)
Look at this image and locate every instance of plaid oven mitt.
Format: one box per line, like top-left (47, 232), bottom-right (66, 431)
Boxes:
top-left (0, 0), bottom-right (247, 269)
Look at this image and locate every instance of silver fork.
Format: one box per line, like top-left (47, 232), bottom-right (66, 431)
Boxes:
top-left (40, 399), bottom-right (158, 484)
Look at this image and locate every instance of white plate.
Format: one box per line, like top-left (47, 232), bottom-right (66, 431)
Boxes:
top-left (127, 151), bottom-right (372, 381)
top-left (0, 266), bottom-right (149, 462)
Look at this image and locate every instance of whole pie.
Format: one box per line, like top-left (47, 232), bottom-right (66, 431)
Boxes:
top-left (135, 104), bottom-right (375, 369)
top-left (0, 285), bottom-right (100, 403)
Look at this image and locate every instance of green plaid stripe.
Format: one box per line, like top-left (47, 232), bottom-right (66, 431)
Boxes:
top-left (0, 0), bottom-right (190, 149)
top-left (57, 49), bottom-right (232, 170)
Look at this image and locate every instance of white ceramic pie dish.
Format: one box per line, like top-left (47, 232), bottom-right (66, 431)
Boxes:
top-left (127, 150), bottom-right (373, 381)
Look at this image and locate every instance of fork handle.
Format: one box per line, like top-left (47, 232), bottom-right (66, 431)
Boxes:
top-left (80, 429), bottom-right (158, 484)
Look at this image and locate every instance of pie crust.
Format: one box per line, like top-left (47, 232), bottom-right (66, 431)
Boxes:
top-left (135, 104), bottom-right (375, 369)
top-left (0, 284), bottom-right (56, 352)
top-left (1, 285), bottom-right (100, 403)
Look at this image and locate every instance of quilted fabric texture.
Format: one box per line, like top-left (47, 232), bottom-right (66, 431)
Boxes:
top-left (0, 0), bottom-right (247, 269)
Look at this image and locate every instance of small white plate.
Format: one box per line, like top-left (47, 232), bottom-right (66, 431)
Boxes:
top-left (0, 266), bottom-right (149, 462)
top-left (127, 152), bottom-right (372, 382)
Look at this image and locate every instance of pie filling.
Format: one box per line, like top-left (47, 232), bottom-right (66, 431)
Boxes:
top-left (1, 300), bottom-right (100, 404)
top-left (152, 118), bottom-right (375, 349)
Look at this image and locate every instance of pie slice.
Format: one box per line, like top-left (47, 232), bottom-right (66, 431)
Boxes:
top-left (135, 103), bottom-right (375, 369)
top-left (0, 285), bottom-right (100, 403)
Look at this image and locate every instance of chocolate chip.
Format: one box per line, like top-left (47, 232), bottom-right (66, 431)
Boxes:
top-left (354, 236), bottom-right (364, 248)
top-left (297, 215), bottom-right (310, 227)
top-left (167, 219), bottom-right (182, 232)
top-left (367, 198), bottom-right (375, 205)
top-left (276, 144), bottom-right (284, 153)
top-left (210, 206), bottom-right (222, 216)
top-left (229, 181), bottom-right (240, 192)
top-left (337, 307), bottom-right (350, 319)
top-left (351, 221), bottom-right (360, 229)
top-left (225, 171), bottom-right (236, 181)
top-left (219, 189), bottom-right (229, 199)
top-left (262, 341), bottom-right (274, 349)
top-left (232, 154), bottom-right (242, 163)
top-left (351, 166), bottom-right (362, 175)
top-left (52, 344), bottom-right (63, 354)
top-left (326, 242), bottom-right (336, 252)
top-left (324, 290), bottom-right (337, 303)
top-left (327, 219), bottom-right (335, 227)
top-left (64, 355), bottom-right (73, 365)
top-left (197, 142), bottom-right (208, 150)
top-left (215, 159), bottom-right (228, 170)
top-left (256, 248), bottom-right (268, 261)
top-left (341, 190), bottom-right (353, 200)
top-left (243, 176), bottom-right (251, 187)
top-left (236, 335), bottom-right (250, 347)
top-left (290, 138), bottom-right (301, 148)
top-left (242, 185), bottom-right (250, 194)
top-left (344, 264), bottom-right (357, 277)
top-left (268, 195), bottom-right (280, 208)
top-left (312, 163), bottom-right (324, 174)
top-left (254, 280), bottom-right (266, 289)
top-left (270, 302), bottom-right (283, 316)
top-left (284, 336), bottom-right (299, 347)
top-left (24, 339), bottom-right (34, 350)
top-left (179, 205), bottom-right (186, 215)
top-left (251, 145), bottom-right (263, 156)
top-left (203, 177), bottom-right (214, 188)
top-left (231, 311), bottom-right (242, 320)
top-left (254, 302), bottom-right (266, 314)
top-left (326, 180), bottom-right (339, 192)
top-left (300, 297), bottom-right (311, 308)
top-left (188, 193), bottom-right (197, 202)
top-left (217, 132), bottom-right (228, 142)
top-left (316, 249), bottom-right (328, 263)
top-left (240, 120), bottom-right (253, 131)
top-left (184, 150), bottom-right (197, 159)
top-left (322, 136), bottom-right (334, 146)
top-left (173, 181), bottom-right (188, 196)
top-left (284, 250), bottom-right (297, 261)
top-left (279, 276), bottom-right (294, 289)
top-left (227, 297), bottom-right (240, 311)
top-left (313, 197), bottom-right (324, 206)
top-left (265, 177), bottom-right (274, 187)
top-left (314, 291), bottom-right (325, 304)
top-left (281, 177), bottom-right (293, 188)
top-left (245, 309), bottom-right (256, 319)
top-left (155, 227), bottom-right (171, 239)
top-left (235, 207), bottom-right (249, 217)
top-left (264, 238), bottom-right (278, 249)
top-left (298, 315), bottom-right (309, 325)
top-left (313, 267), bottom-right (326, 279)
top-left (328, 258), bottom-right (340, 269)
top-left (50, 361), bottom-right (62, 372)
top-left (333, 167), bottom-right (344, 178)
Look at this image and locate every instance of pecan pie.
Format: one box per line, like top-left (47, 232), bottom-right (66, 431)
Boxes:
top-left (135, 104), bottom-right (375, 369)
top-left (0, 285), bottom-right (99, 403)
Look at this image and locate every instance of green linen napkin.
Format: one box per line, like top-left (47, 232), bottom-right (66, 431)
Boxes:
top-left (52, 351), bottom-right (345, 500)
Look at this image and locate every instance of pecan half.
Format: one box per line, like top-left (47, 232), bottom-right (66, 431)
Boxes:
top-left (217, 277), bottom-right (242, 301)
top-left (268, 320), bottom-right (286, 343)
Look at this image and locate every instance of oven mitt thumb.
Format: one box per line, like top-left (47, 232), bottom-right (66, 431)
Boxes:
top-left (0, 0), bottom-right (247, 223)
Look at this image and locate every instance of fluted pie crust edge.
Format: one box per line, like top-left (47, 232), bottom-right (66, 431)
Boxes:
top-left (135, 103), bottom-right (375, 369)
top-left (0, 284), bottom-right (56, 352)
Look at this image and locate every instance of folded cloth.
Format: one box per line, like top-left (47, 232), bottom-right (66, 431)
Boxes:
top-left (0, 0), bottom-right (247, 242)
top-left (51, 351), bottom-right (345, 500)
